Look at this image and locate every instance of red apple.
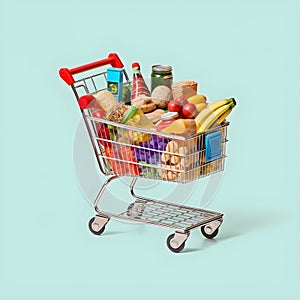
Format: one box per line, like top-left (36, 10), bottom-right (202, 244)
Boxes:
top-left (168, 100), bottom-right (182, 112)
top-left (182, 103), bottom-right (197, 119)
top-left (174, 96), bottom-right (188, 107)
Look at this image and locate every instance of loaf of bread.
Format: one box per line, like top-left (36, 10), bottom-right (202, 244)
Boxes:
top-left (172, 80), bottom-right (198, 100)
top-left (95, 90), bottom-right (118, 112)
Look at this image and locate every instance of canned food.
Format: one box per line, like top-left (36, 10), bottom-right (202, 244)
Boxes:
top-left (151, 65), bottom-right (173, 91)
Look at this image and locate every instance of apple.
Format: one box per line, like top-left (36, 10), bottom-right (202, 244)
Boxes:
top-left (78, 94), bottom-right (100, 109)
top-left (174, 96), bottom-right (188, 107)
top-left (168, 100), bottom-right (182, 112)
top-left (182, 103), bottom-right (197, 119)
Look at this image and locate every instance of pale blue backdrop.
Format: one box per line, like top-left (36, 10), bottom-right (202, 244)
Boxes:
top-left (0, 0), bottom-right (299, 299)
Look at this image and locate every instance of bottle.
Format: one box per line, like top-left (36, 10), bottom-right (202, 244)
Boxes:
top-left (131, 62), bottom-right (151, 100)
top-left (151, 65), bottom-right (173, 92)
top-left (155, 112), bottom-right (179, 132)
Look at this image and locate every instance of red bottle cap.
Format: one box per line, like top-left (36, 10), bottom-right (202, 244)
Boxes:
top-left (132, 62), bottom-right (140, 69)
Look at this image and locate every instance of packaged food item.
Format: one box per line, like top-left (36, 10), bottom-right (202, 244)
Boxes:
top-left (161, 118), bottom-right (196, 137)
top-left (151, 65), bottom-right (173, 91)
top-left (106, 102), bottom-right (129, 123)
top-left (157, 140), bottom-right (192, 181)
top-left (145, 109), bottom-right (166, 123)
top-left (131, 96), bottom-right (157, 113)
top-left (134, 136), bottom-right (169, 165)
top-left (107, 67), bottom-right (123, 101)
top-left (131, 62), bottom-right (151, 100)
top-left (121, 106), bottom-right (155, 129)
top-left (155, 112), bottom-right (179, 132)
top-left (95, 90), bottom-right (118, 113)
top-left (121, 106), bottom-right (155, 143)
top-left (172, 80), bottom-right (198, 100)
top-left (105, 144), bottom-right (140, 176)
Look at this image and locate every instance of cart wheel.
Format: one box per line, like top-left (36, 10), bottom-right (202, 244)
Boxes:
top-left (201, 226), bottom-right (219, 239)
top-left (166, 234), bottom-right (186, 253)
top-left (88, 217), bottom-right (106, 235)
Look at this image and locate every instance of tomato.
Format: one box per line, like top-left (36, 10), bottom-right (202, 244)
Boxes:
top-left (182, 103), bottom-right (197, 119)
top-left (168, 100), bottom-right (182, 112)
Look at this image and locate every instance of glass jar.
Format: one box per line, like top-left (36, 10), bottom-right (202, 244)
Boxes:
top-left (155, 112), bottom-right (179, 132)
top-left (151, 65), bottom-right (173, 92)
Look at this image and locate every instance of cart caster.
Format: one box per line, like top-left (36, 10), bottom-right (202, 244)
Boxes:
top-left (166, 232), bottom-right (189, 253)
top-left (201, 219), bottom-right (222, 239)
top-left (88, 215), bottom-right (109, 236)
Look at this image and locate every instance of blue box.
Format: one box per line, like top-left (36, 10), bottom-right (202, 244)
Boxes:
top-left (107, 68), bottom-right (123, 101)
top-left (205, 131), bottom-right (222, 162)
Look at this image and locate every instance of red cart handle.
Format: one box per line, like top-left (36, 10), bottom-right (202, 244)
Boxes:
top-left (59, 53), bottom-right (124, 85)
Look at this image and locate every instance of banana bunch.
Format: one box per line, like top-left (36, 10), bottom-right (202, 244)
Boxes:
top-left (195, 97), bottom-right (236, 133)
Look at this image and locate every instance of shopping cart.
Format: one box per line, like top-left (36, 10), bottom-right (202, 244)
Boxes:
top-left (59, 53), bottom-right (230, 253)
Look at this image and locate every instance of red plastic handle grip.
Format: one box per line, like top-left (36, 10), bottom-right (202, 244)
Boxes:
top-left (59, 53), bottom-right (124, 85)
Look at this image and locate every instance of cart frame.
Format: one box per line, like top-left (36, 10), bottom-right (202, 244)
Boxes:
top-left (60, 53), bottom-right (228, 253)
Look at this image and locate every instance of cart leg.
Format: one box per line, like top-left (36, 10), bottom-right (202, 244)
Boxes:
top-left (129, 177), bottom-right (139, 199)
top-left (129, 178), bottom-right (155, 202)
top-left (93, 175), bottom-right (119, 213)
top-left (201, 218), bottom-right (223, 239)
top-left (166, 231), bottom-right (190, 253)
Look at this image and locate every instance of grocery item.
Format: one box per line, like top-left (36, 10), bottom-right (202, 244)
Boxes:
top-left (187, 94), bottom-right (207, 105)
top-left (134, 136), bottom-right (169, 164)
top-left (105, 145), bottom-right (140, 176)
top-left (131, 96), bottom-right (157, 113)
top-left (139, 162), bottom-right (158, 178)
top-left (155, 112), bottom-right (179, 132)
top-left (195, 98), bottom-right (236, 133)
top-left (197, 100), bottom-right (236, 133)
top-left (181, 103), bottom-right (197, 119)
top-left (97, 124), bottom-right (111, 148)
top-left (151, 85), bottom-right (172, 109)
top-left (157, 140), bottom-right (192, 181)
top-left (95, 90), bottom-right (118, 112)
top-left (168, 100), bottom-right (182, 113)
top-left (107, 67), bottom-right (123, 101)
top-left (92, 108), bottom-right (106, 119)
top-left (151, 65), bottom-right (173, 91)
top-left (122, 85), bottom-right (132, 103)
top-left (78, 94), bottom-right (100, 109)
top-left (144, 109), bottom-right (165, 123)
top-left (131, 62), bottom-right (150, 100)
top-left (106, 102), bottom-right (129, 123)
top-left (161, 119), bottom-right (196, 136)
top-left (121, 106), bottom-right (155, 143)
top-left (172, 80), bottom-right (198, 100)
top-left (195, 102), bottom-right (207, 113)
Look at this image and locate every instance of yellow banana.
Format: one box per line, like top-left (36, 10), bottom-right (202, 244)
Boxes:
top-left (195, 102), bottom-right (207, 113)
top-left (188, 94), bottom-right (207, 105)
top-left (210, 106), bottom-right (233, 129)
top-left (197, 102), bottom-right (234, 133)
top-left (195, 98), bottom-right (233, 131)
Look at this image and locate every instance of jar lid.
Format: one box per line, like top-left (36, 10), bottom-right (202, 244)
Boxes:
top-left (160, 111), bottom-right (178, 120)
top-left (152, 65), bottom-right (172, 73)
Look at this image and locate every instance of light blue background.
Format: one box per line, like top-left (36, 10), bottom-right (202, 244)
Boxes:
top-left (1, 0), bottom-right (299, 299)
